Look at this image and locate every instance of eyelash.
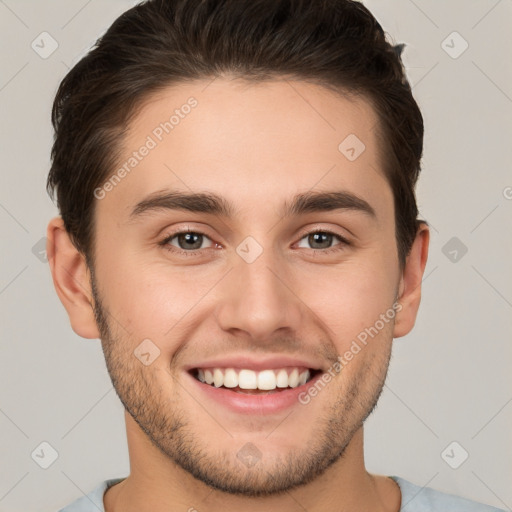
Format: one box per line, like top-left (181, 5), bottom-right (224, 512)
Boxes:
top-left (158, 228), bottom-right (350, 257)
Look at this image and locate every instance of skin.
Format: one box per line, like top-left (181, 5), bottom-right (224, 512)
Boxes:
top-left (47, 78), bottom-right (429, 512)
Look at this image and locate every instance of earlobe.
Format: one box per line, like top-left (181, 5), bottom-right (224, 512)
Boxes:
top-left (46, 217), bottom-right (100, 340)
top-left (393, 222), bottom-right (430, 338)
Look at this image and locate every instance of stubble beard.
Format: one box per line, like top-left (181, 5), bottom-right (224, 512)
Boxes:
top-left (89, 268), bottom-right (392, 497)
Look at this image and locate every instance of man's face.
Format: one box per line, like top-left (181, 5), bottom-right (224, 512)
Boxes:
top-left (90, 78), bottom-right (402, 495)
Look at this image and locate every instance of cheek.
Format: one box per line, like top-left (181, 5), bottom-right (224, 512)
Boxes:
top-left (97, 250), bottom-right (220, 345)
top-left (295, 256), bottom-right (397, 344)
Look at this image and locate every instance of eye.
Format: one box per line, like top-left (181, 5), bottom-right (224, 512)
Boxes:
top-left (296, 230), bottom-right (349, 252)
top-left (158, 228), bottom-right (350, 257)
top-left (160, 230), bottom-right (217, 254)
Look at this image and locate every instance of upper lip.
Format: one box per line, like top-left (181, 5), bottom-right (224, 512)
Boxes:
top-left (185, 355), bottom-right (325, 372)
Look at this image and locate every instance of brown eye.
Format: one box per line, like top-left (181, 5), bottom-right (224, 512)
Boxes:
top-left (175, 232), bottom-right (204, 250)
top-left (297, 231), bottom-right (347, 251)
top-left (308, 232), bottom-right (334, 249)
top-left (161, 231), bottom-right (215, 253)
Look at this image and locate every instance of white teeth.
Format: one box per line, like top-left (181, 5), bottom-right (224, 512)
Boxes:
top-left (204, 369), bottom-right (214, 385)
top-left (223, 368), bottom-right (238, 388)
top-left (257, 370), bottom-right (276, 390)
top-left (299, 369), bottom-right (310, 386)
top-left (288, 368), bottom-right (299, 388)
top-left (213, 368), bottom-right (224, 388)
top-left (195, 367), bottom-right (314, 390)
top-left (276, 369), bottom-right (289, 388)
top-left (238, 369), bottom-right (258, 389)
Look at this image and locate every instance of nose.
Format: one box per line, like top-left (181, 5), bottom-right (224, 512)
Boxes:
top-left (214, 248), bottom-right (304, 342)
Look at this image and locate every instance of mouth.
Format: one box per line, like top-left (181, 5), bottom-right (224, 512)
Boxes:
top-left (189, 366), bottom-right (323, 395)
top-left (184, 356), bottom-right (328, 414)
top-left (188, 366), bottom-right (322, 406)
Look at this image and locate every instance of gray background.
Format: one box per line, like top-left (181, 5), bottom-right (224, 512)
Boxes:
top-left (1, 1), bottom-right (511, 511)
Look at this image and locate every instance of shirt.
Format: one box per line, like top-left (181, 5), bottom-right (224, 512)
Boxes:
top-left (57, 475), bottom-right (507, 511)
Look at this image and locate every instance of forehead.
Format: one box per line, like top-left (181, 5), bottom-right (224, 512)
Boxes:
top-left (97, 78), bottom-right (392, 224)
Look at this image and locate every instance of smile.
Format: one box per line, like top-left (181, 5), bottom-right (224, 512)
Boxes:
top-left (192, 367), bottom-right (320, 393)
top-left (187, 365), bottom-right (324, 414)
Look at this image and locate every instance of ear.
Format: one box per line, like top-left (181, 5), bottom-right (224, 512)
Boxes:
top-left (46, 217), bottom-right (100, 339)
top-left (393, 222), bottom-right (430, 338)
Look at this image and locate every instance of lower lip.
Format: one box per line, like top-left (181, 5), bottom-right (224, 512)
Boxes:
top-left (186, 370), bottom-right (323, 415)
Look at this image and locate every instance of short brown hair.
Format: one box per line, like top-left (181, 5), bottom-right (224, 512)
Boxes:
top-left (47, 0), bottom-right (425, 270)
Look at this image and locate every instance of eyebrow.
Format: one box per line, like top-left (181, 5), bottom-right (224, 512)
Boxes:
top-left (128, 189), bottom-right (376, 221)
